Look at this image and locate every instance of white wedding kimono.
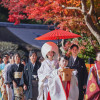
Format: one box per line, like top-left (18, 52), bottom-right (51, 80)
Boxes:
top-left (37, 59), bottom-right (58, 100)
top-left (48, 74), bottom-right (79, 100)
top-left (37, 59), bottom-right (79, 100)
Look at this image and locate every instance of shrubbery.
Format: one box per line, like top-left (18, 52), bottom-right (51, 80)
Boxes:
top-left (0, 42), bottom-right (27, 58)
top-left (0, 42), bottom-right (18, 54)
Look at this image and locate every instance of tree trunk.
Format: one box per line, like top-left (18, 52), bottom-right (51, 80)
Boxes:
top-left (61, 39), bottom-right (64, 47)
top-left (84, 14), bottom-right (100, 44)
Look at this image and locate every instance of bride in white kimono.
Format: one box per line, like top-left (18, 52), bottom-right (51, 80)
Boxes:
top-left (37, 42), bottom-right (59, 100)
top-left (37, 42), bottom-right (79, 100)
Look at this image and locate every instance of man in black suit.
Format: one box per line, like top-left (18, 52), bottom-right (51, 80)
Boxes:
top-left (68, 44), bottom-right (88, 100)
top-left (23, 50), bottom-right (41, 100)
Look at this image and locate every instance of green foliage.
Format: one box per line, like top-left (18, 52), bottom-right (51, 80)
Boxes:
top-left (78, 40), bottom-right (99, 63)
top-left (0, 13), bottom-right (8, 22)
top-left (44, 20), bottom-right (54, 25)
top-left (0, 42), bottom-right (28, 59)
top-left (0, 5), bottom-right (8, 22)
top-left (20, 19), bottom-right (44, 24)
top-left (63, 32), bottom-right (100, 63)
top-left (73, 32), bottom-right (99, 63)
top-left (0, 42), bottom-right (18, 55)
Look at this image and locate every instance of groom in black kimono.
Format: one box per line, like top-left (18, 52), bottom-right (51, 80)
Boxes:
top-left (68, 44), bottom-right (88, 100)
top-left (23, 50), bottom-right (41, 100)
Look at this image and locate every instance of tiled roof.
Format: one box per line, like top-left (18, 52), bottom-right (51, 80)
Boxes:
top-left (0, 22), bottom-right (56, 49)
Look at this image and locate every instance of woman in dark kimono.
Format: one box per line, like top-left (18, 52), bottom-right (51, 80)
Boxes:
top-left (7, 53), bottom-right (24, 100)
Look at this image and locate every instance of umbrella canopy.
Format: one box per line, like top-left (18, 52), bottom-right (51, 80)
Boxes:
top-left (35, 29), bottom-right (81, 40)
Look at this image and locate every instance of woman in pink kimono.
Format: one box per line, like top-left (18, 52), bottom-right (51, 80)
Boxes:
top-left (37, 42), bottom-right (59, 100)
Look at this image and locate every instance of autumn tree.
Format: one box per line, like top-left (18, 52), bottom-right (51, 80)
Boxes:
top-left (0, 0), bottom-right (100, 44)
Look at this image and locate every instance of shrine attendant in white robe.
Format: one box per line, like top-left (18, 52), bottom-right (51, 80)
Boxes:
top-left (37, 42), bottom-right (59, 100)
top-left (47, 55), bottom-right (79, 100)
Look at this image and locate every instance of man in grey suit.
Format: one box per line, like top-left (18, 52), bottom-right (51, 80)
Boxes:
top-left (68, 44), bottom-right (88, 100)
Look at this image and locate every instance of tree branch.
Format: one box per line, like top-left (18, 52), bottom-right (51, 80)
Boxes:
top-left (62, 5), bottom-right (82, 12)
top-left (81, 0), bottom-right (87, 15)
top-left (88, 0), bottom-right (94, 15)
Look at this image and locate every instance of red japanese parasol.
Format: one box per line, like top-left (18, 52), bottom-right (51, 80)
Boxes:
top-left (35, 29), bottom-right (81, 40)
top-left (35, 29), bottom-right (81, 53)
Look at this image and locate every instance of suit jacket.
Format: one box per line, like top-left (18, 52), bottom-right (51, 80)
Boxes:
top-left (24, 60), bottom-right (41, 99)
top-left (68, 56), bottom-right (88, 100)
